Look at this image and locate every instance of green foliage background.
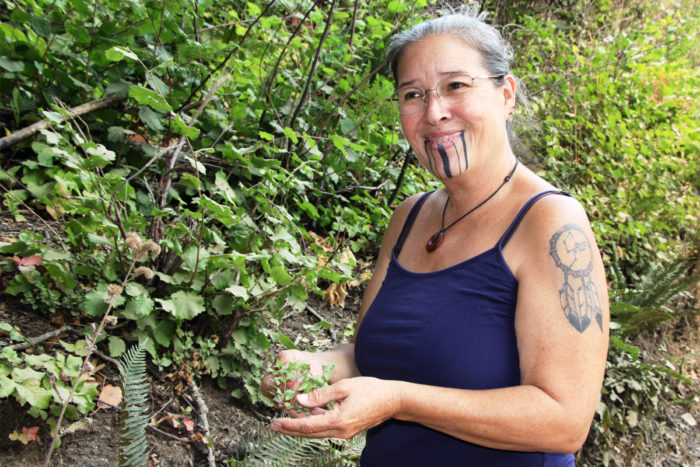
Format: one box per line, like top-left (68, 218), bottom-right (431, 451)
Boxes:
top-left (0, 0), bottom-right (697, 463)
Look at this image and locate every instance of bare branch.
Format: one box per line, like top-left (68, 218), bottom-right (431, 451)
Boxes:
top-left (7, 326), bottom-right (78, 351)
top-left (286, 0), bottom-right (338, 135)
top-left (189, 380), bottom-right (215, 467)
top-left (0, 97), bottom-right (123, 151)
top-left (176, 0), bottom-right (277, 113)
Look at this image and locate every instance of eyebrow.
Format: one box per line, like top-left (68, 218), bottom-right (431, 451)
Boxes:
top-left (397, 71), bottom-right (470, 89)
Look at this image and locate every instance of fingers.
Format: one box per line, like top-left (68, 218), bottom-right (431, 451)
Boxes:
top-left (270, 413), bottom-right (351, 439)
top-left (296, 383), bottom-right (344, 408)
top-left (282, 406), bottom-right (328, 419)
top-left (271, 383), bottom-right (352, 437)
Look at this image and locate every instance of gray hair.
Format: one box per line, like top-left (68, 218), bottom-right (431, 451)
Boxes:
top-left (387, 2), bottom-right (535, 157)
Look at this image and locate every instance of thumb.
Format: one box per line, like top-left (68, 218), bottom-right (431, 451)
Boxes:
top-left (296, 385), bottom-right (340, 408)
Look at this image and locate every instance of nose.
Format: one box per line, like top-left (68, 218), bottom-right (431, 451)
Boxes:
top-left (423, 90), bottom-right (451, 124)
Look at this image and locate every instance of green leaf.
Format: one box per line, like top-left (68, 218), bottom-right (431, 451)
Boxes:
top-left (108, 336), bottom-right (126, 358)
top-left (172, 114), bottom-right (200, 139)
top-left (10, 366), bottom-right (44, 384)
top-left (259, 131), bottom-right (274, 141)
top-left (14, 382), bottom-right (52, 409)
top-left (129, 85), bottom-right (172, 112)
top-left (277, 333), bottom-right (296, 350)
top-left (0, 376), bottom-right (16, 398)
top-left (225, 285), bottom-right (249, 300)
top-left (387, 0), bottom-right (406, 12)
top-left (11, 367), bottom-right (52, 409)
top-left (330, 134), bottom-right (348, 156)
top-left (84, 284), bottom-right (125, 316)
top-left (2, 347), bottom-right (21, 364)
top-left (138, 106), bottom-right (164, 131)
top-left (179, 172), bottom-right (201, 188)
top-left (125, 282), bottom-right (147, 297)
top-left (0, 57), bottom-right (24, 72)
top-left (82, 142), bottom-right (116, 169)
top-left (339, 118), bottom-right (356, 134)
top-left (123, 294), bottom-right (154, 319)
top-left (270, 266), bottom-right (292, 286)
top-left (153, 319), bottom-right (176, 346)
top-left (212, 294), bottom-right (235, 315)
top-left (283, 127), bottom-right (298, 144)
top-left (157, 291), bottom-right (205, 320)
top-left (83, 289), bottom-right (110, 316)
top-left (105, 46), bottom-right (138, 62)
top-left (182, 246), bottom-right (209, 272)
top-left (86, 234), bottom-right (114, 247)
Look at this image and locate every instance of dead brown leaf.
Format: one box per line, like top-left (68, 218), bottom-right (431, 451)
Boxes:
top-left (326, 282), bottom-right (348, 308)
top-left (97, 384), bottom-right (122, 409)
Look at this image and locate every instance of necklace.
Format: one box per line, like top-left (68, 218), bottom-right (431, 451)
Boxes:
top-left (426, 159), bottom-right (519, 253)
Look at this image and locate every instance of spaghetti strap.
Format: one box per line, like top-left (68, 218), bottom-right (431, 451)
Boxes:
top-left (498, 190), bottom-right (572, 249)
top-left (393, 190), bottom-right (435, 257)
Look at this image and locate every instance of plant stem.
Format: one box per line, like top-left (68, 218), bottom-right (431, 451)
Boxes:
top-left (43, 262), bottom-right (136, 466)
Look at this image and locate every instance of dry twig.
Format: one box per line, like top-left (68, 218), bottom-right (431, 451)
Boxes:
top-left (0, 97), bottom-right (123, 151)
top-left (189, 380), bottom-right (216, 467)
top-left (7, 325), bottom-right (77, 351)
top-left (305, 305), bottom-right (324, 322)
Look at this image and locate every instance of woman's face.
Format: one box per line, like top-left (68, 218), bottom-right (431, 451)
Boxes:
top-left (396, 33), bottom-right (515, 180)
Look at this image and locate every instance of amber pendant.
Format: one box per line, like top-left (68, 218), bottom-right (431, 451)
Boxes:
top-left (426, 230), bottom-right (445, 253)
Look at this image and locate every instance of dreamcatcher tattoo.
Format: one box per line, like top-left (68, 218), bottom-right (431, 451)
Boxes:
top-left (549, 224), bottom-right (603, 333)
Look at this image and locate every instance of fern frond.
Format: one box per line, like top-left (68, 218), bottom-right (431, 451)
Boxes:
top-left (630, 258), bottom-right (696, 308)
top-left (119, 340), bottom-right (150, 467)
top-left (607, 241), bottom-right (626, 293)
top-left (231, 423), bottom-right (365, 467)
top-left (611, 256), bottom-right (699, 334)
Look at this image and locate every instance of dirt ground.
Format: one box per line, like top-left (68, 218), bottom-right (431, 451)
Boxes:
top-left (0, 292), bottom-right (355, 467)
top-left (0, 215), bottom-right (698, 466)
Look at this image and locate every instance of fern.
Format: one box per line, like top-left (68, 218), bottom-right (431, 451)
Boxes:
top-left (610, 256), bottom-right (699, 334)
top-left (119, 340), bottom-right (150, 467)
top-left (230, 423), bottom-right (365, 467)
top-left (607, 241), bottom-right (626, 292)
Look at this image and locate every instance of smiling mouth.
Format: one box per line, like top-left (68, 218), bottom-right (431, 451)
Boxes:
top-left (422, 131), bottom-right (468, 178)
top-left (424, 132), bottom-right (463, 147)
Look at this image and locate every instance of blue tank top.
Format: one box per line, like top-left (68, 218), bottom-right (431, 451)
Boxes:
top-left (354, 190), bottom-right (575, 467)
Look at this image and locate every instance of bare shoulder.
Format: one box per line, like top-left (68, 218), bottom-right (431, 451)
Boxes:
top-left (381, 192), bottom-right (431, 250)
top-left (508, 192), bottom-right (595, 256)
top-left (509, 191), bottom-right (609, 335)
top-left (393, 191), bottom-right (428, 218)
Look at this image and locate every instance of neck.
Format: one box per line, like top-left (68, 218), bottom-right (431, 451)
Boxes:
top-left (442, 154), bottom-right (518, 216)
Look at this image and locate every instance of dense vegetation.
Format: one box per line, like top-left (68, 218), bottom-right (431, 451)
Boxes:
top-left (0, 0), bottom-right (697, 464)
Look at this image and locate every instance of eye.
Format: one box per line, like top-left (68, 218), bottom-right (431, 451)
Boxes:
top-left (399, 89), bottom-right (423, 102)
top-left (445, 78), bottom-right (472, 92)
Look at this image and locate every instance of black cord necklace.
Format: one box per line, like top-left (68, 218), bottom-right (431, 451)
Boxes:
top-left (426, 159), bottom-right (519, 253)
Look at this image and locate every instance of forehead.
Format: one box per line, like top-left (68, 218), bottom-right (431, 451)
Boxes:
top-left (396, 33), bottom-right (484, 85)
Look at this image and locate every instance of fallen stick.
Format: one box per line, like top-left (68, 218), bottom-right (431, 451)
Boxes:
top-left (0, 96), bottom-right (123, 151)
top-left (92, 348), bottom-right (123, 373)
top-left (147, 424), bottom-right (190, 443)
top-left (189, 380), bottom-right (216, 467)
top-left (7, 325), bottom-right (77, 351)
top-left (305, 305), bottom-right (324, 322)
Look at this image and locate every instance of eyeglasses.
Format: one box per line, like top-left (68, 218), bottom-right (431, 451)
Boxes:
top-left (394, 73), bottom-right (505, 115)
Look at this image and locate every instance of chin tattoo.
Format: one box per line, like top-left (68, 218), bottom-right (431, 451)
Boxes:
top-left (423, 131), bottom-right (469, 179)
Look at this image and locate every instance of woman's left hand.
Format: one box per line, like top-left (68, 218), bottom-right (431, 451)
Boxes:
top-left (270, 376), bottom-right (399, 439)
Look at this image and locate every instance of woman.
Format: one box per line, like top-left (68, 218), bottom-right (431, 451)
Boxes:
top-left (264, 4), bottom-right (609, 466)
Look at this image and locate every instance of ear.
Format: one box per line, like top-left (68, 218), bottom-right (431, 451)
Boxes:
top-left (502, 75), bottom-right (517, 119)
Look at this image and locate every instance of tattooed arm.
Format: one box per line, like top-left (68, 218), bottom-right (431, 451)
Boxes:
top-left (503, 194), bottom-right (609, 448)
